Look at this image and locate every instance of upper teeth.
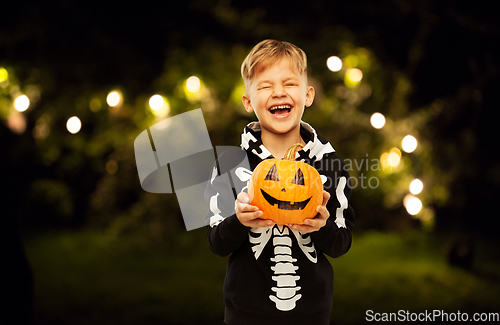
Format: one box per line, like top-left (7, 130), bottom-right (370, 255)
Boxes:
top-left (270, 105), bottom-right (291, 110)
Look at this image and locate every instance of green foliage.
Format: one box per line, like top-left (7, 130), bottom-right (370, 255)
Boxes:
top-left (0, 36), bottom-right (460, 235)
top-left (2, 1), bottom-right (496, 240)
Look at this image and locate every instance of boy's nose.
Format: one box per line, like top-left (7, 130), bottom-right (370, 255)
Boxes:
top-left (272, 85), bottom-right (286, 98)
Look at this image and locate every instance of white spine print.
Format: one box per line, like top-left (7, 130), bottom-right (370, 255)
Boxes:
top-left (269, 226), bottom-right (302, 311)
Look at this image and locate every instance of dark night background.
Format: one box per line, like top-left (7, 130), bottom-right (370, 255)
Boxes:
top-left (1, 0), bottom-right (499, 324)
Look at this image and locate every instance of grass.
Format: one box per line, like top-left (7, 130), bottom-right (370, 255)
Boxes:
top-left (24, 229), bottom-right (500, 324)
top-left (25, 229), bottom-right (227, 325)
top-left (330, 231), bottom-right (500, 323)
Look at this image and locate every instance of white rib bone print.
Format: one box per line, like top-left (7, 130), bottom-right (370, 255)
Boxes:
top-left (249, 225), bottom-right (318, 311)
top-left (240, 168), bottom-right (320, 311)
top-left (268, 225), bottom-right (301, 311)
top-left (249, 226), bottom-right (273, 260)
top-left (291, 229), bottom-right (317, 263)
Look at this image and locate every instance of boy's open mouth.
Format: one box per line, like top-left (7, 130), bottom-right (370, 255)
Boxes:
top-left (269, 105), bottom-right (292, 116)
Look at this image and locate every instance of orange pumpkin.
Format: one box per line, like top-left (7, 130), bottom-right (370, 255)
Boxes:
top-left (248, 143), bottom-right (323, 225)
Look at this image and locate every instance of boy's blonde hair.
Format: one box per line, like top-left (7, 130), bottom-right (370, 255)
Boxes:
top-left (241, 39), bottom-right (308, 90)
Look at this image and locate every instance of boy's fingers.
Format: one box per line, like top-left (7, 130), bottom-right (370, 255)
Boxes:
top-left (289, 223), bottom-right (317, 233)
top-left (316, 205), bottom-right (330, 218)
top-left (237, 192), bottom-right (250, 204)
top-left (237, 209), bottom-right (273, 228)
top-left (322, 190), bottom-right (331, 206)
top-left (305, 216), bottom-right (326, 227)
top-left (290, 220), bottom-right (323, 233)
top-left (237, 202), bottom-right (259, 213)
top-left (235, 200), bottom-right (261, 216)
top-left (249, 210), bottom-right (264, 218)
top-left (249, 218), bottom-right (274, 228)
top-left (289, 206), bottom-right (329, 233)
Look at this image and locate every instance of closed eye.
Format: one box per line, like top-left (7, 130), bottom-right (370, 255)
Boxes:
top-left (291, 168), bottom-right (305, 185)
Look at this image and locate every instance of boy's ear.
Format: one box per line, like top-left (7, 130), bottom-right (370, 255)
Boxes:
top-left (305, 86), bottom-right (315, 107)
top-left (242, 94), bottom-right (254, 113)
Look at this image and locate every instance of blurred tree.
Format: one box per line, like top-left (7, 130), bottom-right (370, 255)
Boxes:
top-left (1, 0), bottom-right (498, 248)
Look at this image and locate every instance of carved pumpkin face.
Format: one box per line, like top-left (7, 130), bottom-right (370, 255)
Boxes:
top-left (248, 144), bottom-right (323, 225)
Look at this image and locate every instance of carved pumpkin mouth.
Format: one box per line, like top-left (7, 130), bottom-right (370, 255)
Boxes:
top-left (260, 189), bottom-right (312, 210)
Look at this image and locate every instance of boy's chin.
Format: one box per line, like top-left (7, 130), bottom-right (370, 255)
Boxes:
top-left (263, 122), bottom-right (300, 135)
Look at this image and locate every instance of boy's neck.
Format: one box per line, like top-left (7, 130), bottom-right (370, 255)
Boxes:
top-left (261, 126), bottom-right (304, 159)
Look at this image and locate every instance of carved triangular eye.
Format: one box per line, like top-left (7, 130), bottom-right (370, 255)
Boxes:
top-left (264, 164), bottom-right (279, 181)
top-left (291, 168), bottom-right (305, 185)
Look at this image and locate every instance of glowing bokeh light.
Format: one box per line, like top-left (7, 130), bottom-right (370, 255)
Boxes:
top-left (106, 160), bottom-right (118, 174)
top-left (186, 76), bottom-right (201, 93)
top-left (404, 194), bottom-right (423, 215)
top-left (33, 122), bottom-right (50, 140)
top-left (106, 91), bottom-right (122, 107)
top-left (380, 149), bottom-right (400, 170)
top-left (327, 56), bottom-right (342, 72)
top-left (150, 96), bottom-right (171, 117)
top-left (347, 68), bottom-right (363, 82)
top-left (370, 112), bottom-right (386, 129)
top-left (344, 54), bottom-right (359, 68)
top-left (149, 94), bottom-right (165, 110)
top-left (380, 152), bottom-right (389, 169)
top-left (66, 116), bottom-right (82, 134)
top-left (387, 147), bottom-right (402, 167)
top-left (409, 178), bottom-right (424, 195)
top-left (0, 67), bottom-right (8, 83)
top-left (402, 135), bottom-right (418, 153)
top-left (7, 112), bottom-right (27, 134)
top-left (14, 95), bottom-right (30, 112)
top-left (403, 194), bottom-right (414, 207)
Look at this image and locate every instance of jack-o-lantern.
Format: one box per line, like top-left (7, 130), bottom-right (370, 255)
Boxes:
top-left (248, 143), bottom-right (323, 225)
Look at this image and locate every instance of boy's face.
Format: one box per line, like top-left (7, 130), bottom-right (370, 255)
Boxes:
top-left (242, 58), bottom-right (315, 137)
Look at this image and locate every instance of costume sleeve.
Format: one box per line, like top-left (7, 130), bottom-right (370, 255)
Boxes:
top-left (310, 157), bottom-right (354, 258)
top-left (205, 155), bottom-right (250, 257)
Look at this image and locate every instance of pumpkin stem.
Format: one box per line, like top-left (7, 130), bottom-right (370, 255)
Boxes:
top-left (283, 143), bottom-right (304, 161)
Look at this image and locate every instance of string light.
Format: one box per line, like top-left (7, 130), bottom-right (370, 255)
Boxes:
top-left (409, 179), bottom-right (423, 195)
top-left (347, 68), bottom-right (363, 82)
top-left (327, 56), bottom-right (342, 72)
top-left (404, 194), bottom-right (422, 215)
top-left (402, 135), bottom-right (418, 153)
top-left (66, 116), bottom-right (82, 134)
top-left (0, 67), bottom-right (8, 83)
top-left (370, 112), bottom-right (386, 129)
top-left (388, 147), bottom-right (401, 167)
top-left (186, 76), bottom-right (201, 93)
top-left (14, 95), bottom-right (30, 112)
top-left (149, 94), bottom-right (165, 110)
top-left (148, 94), bottom-right (170, 117)
top-left (106, 90), bottom-right (122, 107)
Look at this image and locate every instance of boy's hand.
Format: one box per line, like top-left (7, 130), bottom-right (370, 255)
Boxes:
top-left (235, 192), bottom-right (275, 228)
top-left (289, 191), bottom-right (330, 233)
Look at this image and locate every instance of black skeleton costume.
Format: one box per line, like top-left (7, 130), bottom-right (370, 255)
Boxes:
top-left (206, 121), bottom-right (355, 325)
